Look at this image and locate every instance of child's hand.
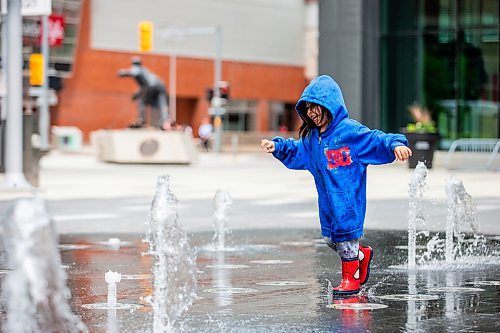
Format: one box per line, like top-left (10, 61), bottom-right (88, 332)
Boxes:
top-left (260, 139), bottom-right (275, 153)
top-left (394, 146), bottom-right (412, 161)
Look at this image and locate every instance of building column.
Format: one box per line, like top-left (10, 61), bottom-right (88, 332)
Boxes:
top-left (193, 97), bottom-right (210, 137)
top-left (257, 99), bottom-right (269, 132)
top-left (319, 0), bottom-right (380, 129)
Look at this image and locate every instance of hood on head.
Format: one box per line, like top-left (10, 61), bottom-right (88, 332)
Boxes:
top-left (295, 75), bottom-right (349, 129)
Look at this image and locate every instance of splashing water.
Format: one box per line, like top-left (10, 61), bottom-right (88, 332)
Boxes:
top-left (0, 197), bottom-right (88, 333)
top-left (408, 162), bottom-right (428, 269)
top-left (417, 233), bottom-right (445, 265)
top-left (404, 172), bottom-right (492, 269)
top-left (145, 175), bottom-right (197, 332)
top-left (212, 190), bottom-right (233, 251)
top-left (445, 176), bottom-right (486, 263)
top-left (326, 279), bottom-right (333, 305)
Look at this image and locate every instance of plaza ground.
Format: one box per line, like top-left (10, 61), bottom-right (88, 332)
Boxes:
top-left (1, 147), bottom-right (500, 332)
top-left (0, 148), bottom-right (498, 236)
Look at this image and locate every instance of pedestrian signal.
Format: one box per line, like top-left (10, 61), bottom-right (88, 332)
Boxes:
top-left (219, 81), bottom-right (230, 100)
top-left (29, 53), bottom-right (44, 86)
top-left (138, 21), bottom-right (153, 52)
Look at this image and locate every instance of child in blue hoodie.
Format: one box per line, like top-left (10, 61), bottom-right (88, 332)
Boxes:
top-left (261, 75), bottom-right (412, 295)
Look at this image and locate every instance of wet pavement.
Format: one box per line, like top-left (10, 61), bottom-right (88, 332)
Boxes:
top-left (4, 228), bottom-right (498, 332)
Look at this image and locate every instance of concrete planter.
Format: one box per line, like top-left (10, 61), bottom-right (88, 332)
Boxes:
top-left (404, 132), bottom-right (440, 169)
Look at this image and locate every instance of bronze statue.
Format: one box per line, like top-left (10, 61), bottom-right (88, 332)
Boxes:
top-left (118, 56), bottom-right (169, 129)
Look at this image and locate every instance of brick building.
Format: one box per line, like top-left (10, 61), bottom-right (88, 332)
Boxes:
top-left (50, 0), bottom-right (318, 140)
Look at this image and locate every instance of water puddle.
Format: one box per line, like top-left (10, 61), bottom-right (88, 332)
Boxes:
top-left (250, 260), bottom-right (293, 265)
top-left (256, 281), bottom-right (309, 286)
top-left (427, 286), bottom-right (484, 292)
top-left (81, 303), bottom-right (144, 310)
top-left (203, 287), bottom-right (258, 294)
top-left (389, 256), bottom-right (500, 271)
top-left (58, 244), bottom-right (91, 251)
top-left (377, 294), bottom-right (440, 301)
top-left (327, 303), bottom-right (388, 310)
top-left (98, 238), bottom-right (133, 248)
top-left (199, 244), bottom-right (278, 253)
top-left (466, 280), bottom-right (500, 286)
top-left (244, 244), bottom-right (280, 251)
top-left (395, 245), bottom-right (427, 250)
top-left (388, 264), bottom-right (411, 270)
top-left (280, 241), bottom-right (314, 247)
top-left (121, 274), bottom-right (152, 280)
top-left (206, 264), bottom-right (250, 269)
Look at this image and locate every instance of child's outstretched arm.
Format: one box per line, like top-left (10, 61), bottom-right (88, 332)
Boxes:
top-left (260, 139), bottom-right (276, 153)
top-left (353, 125), bottom-right (411, 165)
top-left (394, 146), bottom-right (412, 161)
top-left (260, 137), bottom-right (310, 170)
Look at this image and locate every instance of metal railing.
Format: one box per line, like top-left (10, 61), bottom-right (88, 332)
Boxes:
top-left (445, 139), bottom-right (500, 170)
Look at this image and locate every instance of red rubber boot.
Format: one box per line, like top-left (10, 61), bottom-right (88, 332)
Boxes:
top-left (332, 259), bottom-right (360, 295)
top-left (359, 245), bottom-right (373, 286)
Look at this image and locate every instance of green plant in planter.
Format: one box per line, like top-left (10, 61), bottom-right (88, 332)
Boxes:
top-left (404, 104), bottom-right (439, 169)
top-left (406, 104), bottom-right (437, 134)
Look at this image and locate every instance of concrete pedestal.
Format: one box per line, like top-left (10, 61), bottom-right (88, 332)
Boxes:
top-left (91, 129), bottom-right (197, 164)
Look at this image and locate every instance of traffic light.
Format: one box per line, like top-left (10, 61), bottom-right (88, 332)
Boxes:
top-left (206, 81), bottom-right (230, 102)
top-left (29, 53), bottom-right (44, 86)
top-left (219, 81), bottom-right (230, 99)
top-left (138, 21), bottom-right (153, 52)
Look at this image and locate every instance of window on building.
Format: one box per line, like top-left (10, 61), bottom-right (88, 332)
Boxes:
top-left (0, 0), bottom-right (82, 80)
top-left (48, 0), bottom-right (82, 78)
top-left (269, 101), bottom-right (295, 132)
top-left (222, 100), bottom-right (257, 132)
top-left (381, 0), bottom-right (499, 148)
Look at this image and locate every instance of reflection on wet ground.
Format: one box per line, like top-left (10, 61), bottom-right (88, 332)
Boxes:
top-left (2, 229), bottom-right (500, 332)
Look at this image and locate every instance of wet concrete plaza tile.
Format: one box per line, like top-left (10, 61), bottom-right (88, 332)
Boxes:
top-left (2, 228), bottom-right (500, 332)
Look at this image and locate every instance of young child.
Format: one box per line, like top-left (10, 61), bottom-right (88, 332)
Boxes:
top-left (261, 75), bottom-right (412, 295)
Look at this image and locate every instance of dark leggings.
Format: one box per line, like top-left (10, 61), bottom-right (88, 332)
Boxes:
top-left (323, 237), bottom-right (359, 260)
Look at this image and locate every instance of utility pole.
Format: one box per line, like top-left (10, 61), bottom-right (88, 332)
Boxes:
top-left (0, 0), bottom-right (31, 188)
top-left (1, 11), bottom-right (7, 123)
top-left (212, 26), bottom-right (223, 153)
top-left (169, 51), bottom-right (176, 122)
top-left (161, 26), bottom-right (224, 152)
top-left (39, 14), bottom-right (50, 149)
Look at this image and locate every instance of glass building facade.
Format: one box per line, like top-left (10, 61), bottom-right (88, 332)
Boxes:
top-left (381, 0), bottom-right (499, 148)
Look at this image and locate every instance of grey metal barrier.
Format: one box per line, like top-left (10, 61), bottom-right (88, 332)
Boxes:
top-left (445, 139), bottom-right (500, 170)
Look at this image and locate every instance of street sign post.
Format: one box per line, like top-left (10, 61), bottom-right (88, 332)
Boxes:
top-left (0, 0), bottom-right (32, 188)
top-left (160, 26), bottom-right (224, 152)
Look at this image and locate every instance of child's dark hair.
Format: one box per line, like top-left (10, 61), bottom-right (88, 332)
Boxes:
top-left (297, 101), bottom-right (332, 139)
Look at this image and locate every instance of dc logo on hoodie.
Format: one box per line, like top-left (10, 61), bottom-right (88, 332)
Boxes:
top-left (325, 147), bottom-right (352, 169)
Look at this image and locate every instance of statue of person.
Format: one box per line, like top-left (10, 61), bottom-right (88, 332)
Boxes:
top-left (118, 56), bottom-right (169, 129)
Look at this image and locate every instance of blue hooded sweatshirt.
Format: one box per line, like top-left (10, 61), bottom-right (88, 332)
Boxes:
top-left (272, 75), bottom-right (408, 242)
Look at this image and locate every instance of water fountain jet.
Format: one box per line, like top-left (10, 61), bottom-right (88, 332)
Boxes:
top-left (0, 197), bottom-right (88, 333)
top-left (145, 175), bottom-right (197, 332)
top-left (408, 162), bottom-right (428, 269)
top-left (403, 168), bottom-right (492, 269)
top-left (445, 176), bottom-right (477, 263)
top-left (105, 270), bottom-right (122, 309)
top-left (212, 190), bottom-right (233, 251)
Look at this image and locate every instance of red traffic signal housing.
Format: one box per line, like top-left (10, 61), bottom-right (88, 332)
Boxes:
top-left (206, 81), bottom-right (230, 101)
